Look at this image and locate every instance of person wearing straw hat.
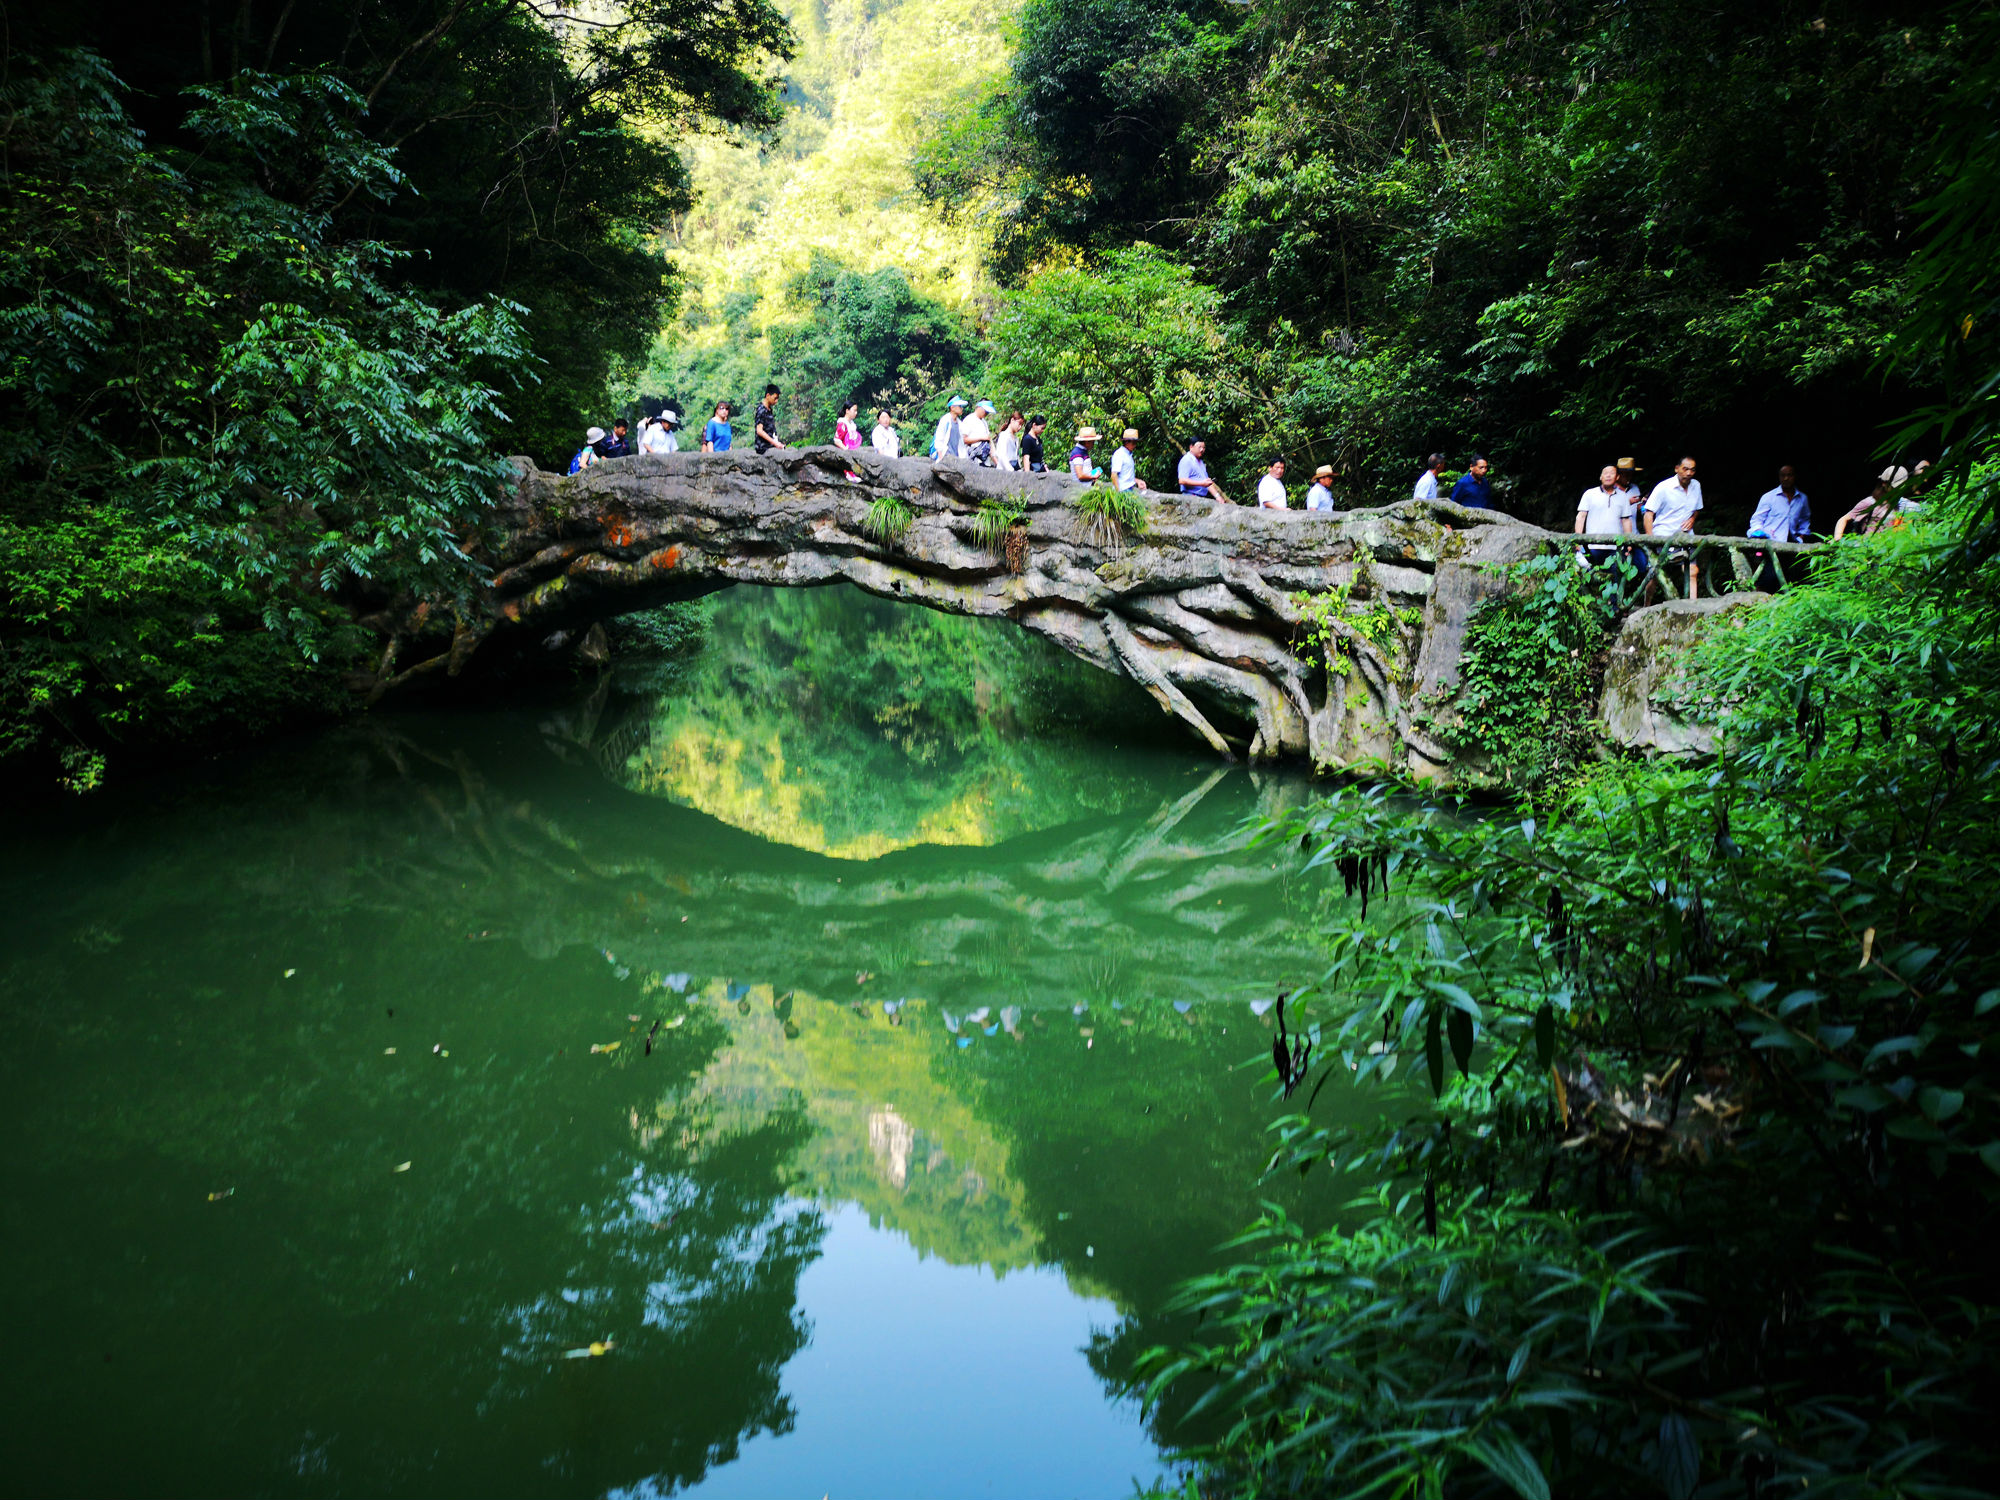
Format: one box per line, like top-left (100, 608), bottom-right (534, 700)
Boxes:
top-left (1110, 429), bottom-right (1149, 492)
top-left (1257, 457), bottom-right (1289, 510)
top-left (1069, 427), bottom-right (1102, 482)
top-left (1306, 463), bottom-right (1337, 511)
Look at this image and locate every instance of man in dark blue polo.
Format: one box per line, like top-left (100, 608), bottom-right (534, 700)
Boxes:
top-left (1450, 454), bottom-right (1493, 510)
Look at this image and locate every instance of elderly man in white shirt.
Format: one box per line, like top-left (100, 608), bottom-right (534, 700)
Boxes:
top-left (1643, 455), bottom-right (1705, 598)
top-left (1257, 458), bottom-right (1289, 510)
top-left (1574, 465), bottom-right (1633, 567)
top-left (1110, 428), bottom-right (1149, 492)
top-left (1412, 453), bottom-right (1445, 501)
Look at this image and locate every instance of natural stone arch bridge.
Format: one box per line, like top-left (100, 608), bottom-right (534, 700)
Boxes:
top-left (376, 447), bottom-right (1813, 776)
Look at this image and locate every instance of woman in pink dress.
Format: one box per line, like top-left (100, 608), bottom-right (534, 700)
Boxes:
top-left (835, 401), bottom-right (864, 480)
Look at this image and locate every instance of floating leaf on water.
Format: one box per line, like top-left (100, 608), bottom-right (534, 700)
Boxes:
top-left (590, 1042), bottom-right (622, 1054)
top-left (207, 1188), bottom-right (234, 1201)
top-left (967, 1007), bottom-right (991, 1024)
top-left (664, 973), bottom-right (690, 993)
top-left (1173, 1001), bottom-right (1193, 1014)
top-left (942, 1010), bottom-right (961, 1033)
top-left (392, 1162), bottom-right (411, 1173)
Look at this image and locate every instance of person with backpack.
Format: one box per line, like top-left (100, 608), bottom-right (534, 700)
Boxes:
top-left (568, 427), bottom-right (605, 475)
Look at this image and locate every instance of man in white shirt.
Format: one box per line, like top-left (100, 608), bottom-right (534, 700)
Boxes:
top-left (1574, 465), bottom-right (1632, 567)
top-left (1110, 428), bottom-right (1148, 492)
top-left (1412, 453), bottom-right (1445, 501)
top-left (1257, 458), bottom-right (1289, 510)
top-left (638, 410), bottom-right (679, 455)
top-left (871, 410), bottom-right (900, 458)
top-left (1643, 455), bottom-right (1704, 598)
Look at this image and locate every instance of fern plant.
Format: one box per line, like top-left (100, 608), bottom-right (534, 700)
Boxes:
top-left (971, 496), bottom-right (1027, 552)
top-left (1072, 486), bottom-right (1149, 547)
top-left (863, 494), bottom-right (916, 544)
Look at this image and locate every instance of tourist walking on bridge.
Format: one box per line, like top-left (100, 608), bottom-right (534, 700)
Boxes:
top-left (995, 411), bottom-right (1025, 470)
top-left (1575, 465), bottom-right (1633, 567)
top-left (1177, 439), bottom-right (1225, 503)
top-left (1413, 453), bottom-right (1446, 501)
top-left (638, 409), bottom-right (679, 455)
top-left (963, 401), bottom-right (996, 466)
top-left (1306, 464), bottom-right (1337, 511)
top-left (1021, 417), bottom-right (1048, 472)
top-left (1644, 456), bottom-right (1704, 598)
top-left (569, 426), bottom-right (605, 474)
top-left (753, 385), bottom-right (782, 454)
top-left (1111, 429), bottom-right (1149, 492)
top-left (1450, 455), bottom-right (1492, 510)
top-left (1257, 458), bottom-right (1289, 510)
top-left (1070, 427), bottom-right (1102, 482)
top-left (1748, 464), bottom-right (1810, 590)
top-left (703, 402), bottom-right (732, 452)
top-left (931, 396), bottom-right (965, 461)
top-left (835, 401), bottom-right (864, 452)
top-left (872, 409), bottom-right (900, 458)
top-left (1834, 467), bottom-right (1907, 538)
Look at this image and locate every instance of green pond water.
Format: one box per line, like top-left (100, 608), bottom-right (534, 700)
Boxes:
top-left (0, 587), bottom-right (1366, 1498)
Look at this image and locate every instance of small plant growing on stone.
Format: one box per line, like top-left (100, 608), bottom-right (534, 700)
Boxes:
top-left (863, 494), bottom-right (916, 544)
top-left (1072, 486), bottom-right (1149, 548)
top-left (972, 495), bottom-right (1027, 553)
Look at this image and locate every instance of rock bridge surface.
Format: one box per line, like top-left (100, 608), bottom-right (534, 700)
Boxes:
top-left (430, 447), bottom-right (1773, 776)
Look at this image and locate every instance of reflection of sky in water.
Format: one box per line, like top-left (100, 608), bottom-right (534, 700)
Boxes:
top-left (658, 1205), bottom-right (1167, 1500)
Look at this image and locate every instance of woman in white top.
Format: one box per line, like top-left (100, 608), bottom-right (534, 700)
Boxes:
top-left (871, 410), bottom-right (901, 457)
top-left (994, 411), bottom-right (1024, 470)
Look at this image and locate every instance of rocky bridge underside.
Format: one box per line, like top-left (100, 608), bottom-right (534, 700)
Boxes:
top-left (376, 447), bottom-right (1801, 778)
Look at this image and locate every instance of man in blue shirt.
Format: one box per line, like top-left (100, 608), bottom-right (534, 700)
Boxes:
top-left (1450, 454), bottom-right (1492, 510)
top-left (1176, 439), bottom-right (1225, 503)
top-left (1747, 464), bottom-right (1811, 591)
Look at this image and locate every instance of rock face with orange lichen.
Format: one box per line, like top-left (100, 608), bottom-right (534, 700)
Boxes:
top-left (376, 447), bottom-right (1760, 776)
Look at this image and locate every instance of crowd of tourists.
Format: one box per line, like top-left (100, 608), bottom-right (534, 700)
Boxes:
top-left (566, 391), bottom-right (1931, 595)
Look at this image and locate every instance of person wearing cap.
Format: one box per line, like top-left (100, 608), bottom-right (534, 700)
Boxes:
top-left (638, 409), bottom-right (680, 455)
top-left (753, 384), bottom-right (783, 454)
top-left (1021, 416), bottom-right (1049, 473)
top-left (872, 409), bottom-right (901, 458)
top-left (703, 402), bottom-right (733, 453)
top-left (1643, 456), bottom-right (1705, 597)
top-left (1833, 467), bottom-right (1908, 539)
top-left (1257, 458), bottom-right (1289, 510)
top-left (1177, 439), bottom-right (1225, 503)
top-left (962, 400), bottom-right (995, 466)
top-left (569, 426), bottom-right (605, 475)
top-left (1110, 429), bottom-right (1149, 492)
top-left (1070, 427), bottom-right (1102, 482)
top-left (1450, 455), bottom-right (1493, 510)
top-left (931, 396), bottom-right (965, 461)
top-left (1306, 464), bottom-right (1338, 511)
top-left (1412, 453), bottom-right (1446, 501)
top-left (1575, 465), bottom-right (1634, 568)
